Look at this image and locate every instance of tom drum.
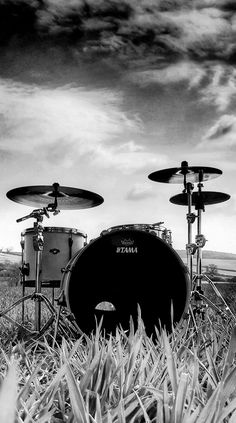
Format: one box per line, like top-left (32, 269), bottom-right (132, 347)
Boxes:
top-left (21, 227), bottom-right (87, 286)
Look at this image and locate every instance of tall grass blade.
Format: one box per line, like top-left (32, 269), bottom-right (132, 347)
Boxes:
top-left (65, 362), bottom-right (90, 423)
top-left (0, 361), bottom-right (17, 423)
top-left (222, 325), bottom-right (236, 379)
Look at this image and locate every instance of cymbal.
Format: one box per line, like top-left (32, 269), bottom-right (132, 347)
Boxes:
top-left (170, 191), bottom-right (230, 206)
top-left (6, 184), bottom-right (104, 210)
top-left (148, 165), bottom-right (222, 183)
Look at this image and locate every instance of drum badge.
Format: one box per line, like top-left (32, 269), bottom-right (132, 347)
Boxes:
top-left (49, 248), bottom-right (60, 255)
top-left (116, 238), bottom-right (138, 253)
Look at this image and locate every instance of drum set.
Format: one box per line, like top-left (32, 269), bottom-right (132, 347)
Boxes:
top-left (0, 161), bottom-right (235, 339)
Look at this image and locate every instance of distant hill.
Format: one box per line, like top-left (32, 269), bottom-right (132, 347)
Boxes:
top-left (0, 252), bottom-right (21, 263)
top-left (177, 250), bottom-right (236, 260)
top-left (176, 250), bottom-right (236, 277)
top-left (0, 250), bottom-right (235, 277)
top-left (1, 249), bottom-right (236, 263)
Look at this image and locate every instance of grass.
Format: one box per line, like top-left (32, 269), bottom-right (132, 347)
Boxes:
top-left (0, 285), bottom-right (236, 421)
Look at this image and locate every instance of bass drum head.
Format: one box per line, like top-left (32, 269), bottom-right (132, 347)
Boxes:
top-left (64, 229), bottom-right (190, 334)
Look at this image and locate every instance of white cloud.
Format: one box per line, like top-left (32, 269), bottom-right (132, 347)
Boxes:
top-left (0, 78), bottom-right (144, 171)
top-left (127, 60), bottom-right (206, 87)
top-left (199, 114), bottom-right (236, 149)
top-left (126, 183), bottom-right (155, 200)
top-left (166, 7), bottom-right (231, 43)
top-left (200, 65), bottom-right (236, 111)
top-left (91, 142), bottom-right (168, 174)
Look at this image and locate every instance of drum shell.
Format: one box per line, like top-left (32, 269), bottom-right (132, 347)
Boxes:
top-left (22, 227), bottom-right (86, 283)
top-left (61, 228), bottom-right (190, 334)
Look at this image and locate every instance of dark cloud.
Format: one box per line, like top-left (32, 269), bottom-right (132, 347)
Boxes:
top-left (0, 0), bottom-right (39, 44)
top-left (0, 0), bottom-right (236, 71)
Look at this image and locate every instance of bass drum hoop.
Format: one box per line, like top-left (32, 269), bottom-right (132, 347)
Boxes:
top-left (22, 226), bottom-right (86, 237)
top-left (61, 228), bottom-right (190, 334)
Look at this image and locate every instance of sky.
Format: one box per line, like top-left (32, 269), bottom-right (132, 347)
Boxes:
top-left (0, 0), bottom-right (236, 254)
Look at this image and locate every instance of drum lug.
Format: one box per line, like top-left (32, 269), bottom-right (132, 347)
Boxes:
top-left (21, 262), bottom-right (30, 276)
top-left (55, 291), bottom-right (67, 307)
top-left (66, 313), bottom-right (76, 322)
top-left (186, 243), bottom-right (197, 256)
top-left (61, 266), bottom-right (72, 274)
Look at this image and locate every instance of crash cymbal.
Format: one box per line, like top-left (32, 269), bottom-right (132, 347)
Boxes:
top-left (6, 184), bottom-right (104, 210)
top-left (170, 191), bottom-right (230, 206)
top-left (148, 163), bottom-right (222, 184)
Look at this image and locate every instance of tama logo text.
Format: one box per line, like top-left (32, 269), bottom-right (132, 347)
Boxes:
top-left (116, 247), bottom-right (138, 253)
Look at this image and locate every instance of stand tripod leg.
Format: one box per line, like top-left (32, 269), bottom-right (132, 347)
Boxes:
top-left (203, 274), bottom-right (236, 321)
top-left (53, 305), bottom-right (62, 348)
top-left (22, 277), bottom-right (25, 325)
top-left (0, 293), bottom-right (37, 335)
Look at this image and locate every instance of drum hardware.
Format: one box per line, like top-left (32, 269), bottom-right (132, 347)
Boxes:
top-left (101, 223), bottom-right (173, 246)
top-left (149, 161), bottom-right (235, 323)
top-left (165, 163), bottom-right (234, 322)
top-left (1, 182), bottom-right (104, 340)
top-left (190, 180), bottom-right (235, 322)
top-left (17, 207), bottom-right (51, 332)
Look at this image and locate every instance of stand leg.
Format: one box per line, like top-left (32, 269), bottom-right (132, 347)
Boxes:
top-left (53, 305), bottom-right (62, 348)
top-left (22, 276), bottom-right (25, 325)
top-left (35, 250), bottom-right (42, 332)
top-left (185, 182), bottom-right (196, 286)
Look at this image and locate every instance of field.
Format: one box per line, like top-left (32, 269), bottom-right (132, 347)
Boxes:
top-left (0, 252), bottom-right (21, 264)
top-left (0, 252), bottom-right (236, 421)
top-left (0, 284), bottom-right (235, 421)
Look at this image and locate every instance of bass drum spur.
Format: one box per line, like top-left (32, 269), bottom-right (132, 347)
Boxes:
top-left (61, 226), bottom-right (190, 334)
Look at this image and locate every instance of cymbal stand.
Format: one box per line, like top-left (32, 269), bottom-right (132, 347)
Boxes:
top-left (181, 161), bottom-right (196, 286)
top-left (17, 207), bottom-right (49, 332)
top-left (191, 173), bottom-right (236, 322)
top-left (185, 181), bottom-right (197, 286)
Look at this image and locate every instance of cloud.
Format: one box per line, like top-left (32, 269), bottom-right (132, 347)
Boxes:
top-left (200, 65), bottom-right (236, 111)
top-left (205, 114), bottom-right (236, 139)
top-left (0, 78), bottom-right (168, 174)
top-left (0, 78), bottom-right (143, 170)
top-left (1, 0), bottom-right (235, 66)
top-left (127, 60), bottom-right (207, 87)
top-left (91, 142), bottom-right (168, 174)
top-left (126, 183), bottom-right (155, 200)
top-left (199, 114), bottom-right (236, 148)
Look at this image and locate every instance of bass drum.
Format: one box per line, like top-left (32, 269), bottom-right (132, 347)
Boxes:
top-left (61, 227), bottom-right (190, 334)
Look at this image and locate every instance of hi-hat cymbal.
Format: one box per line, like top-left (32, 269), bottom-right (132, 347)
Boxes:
top-left (170, 191), bottom-right (230, 206)
top-left (148, 165), bottom-right (222, 183)
top-left (6, 184), bottom-right (104, 210)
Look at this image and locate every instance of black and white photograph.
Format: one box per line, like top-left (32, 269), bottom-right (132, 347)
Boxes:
top-left (0, 1), bottom-right (236, 421)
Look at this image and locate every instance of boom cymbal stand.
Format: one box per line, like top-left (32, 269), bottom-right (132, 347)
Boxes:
top-left (0, 216), bottom-right (80, 342)
top-left (3, 182), bottom-right (104, 343)
top-left (164, 162), bottom-right (234, 324)
top-left (0, 192), bottom-right (80, 342)
top-left (190, 173), bottom-right (236, 323)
